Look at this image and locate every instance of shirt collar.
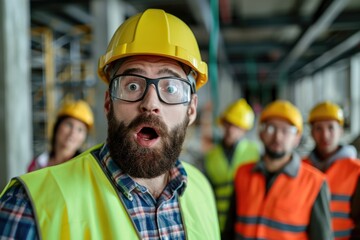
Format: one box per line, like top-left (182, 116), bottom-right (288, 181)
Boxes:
top-left (253, 152), bottom-right (301, 178)
top-left (98, 143), bottom-right (188, 200)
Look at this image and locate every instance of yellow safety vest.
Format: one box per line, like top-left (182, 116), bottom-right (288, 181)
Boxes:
top-left (204, 139), bottom-right (259, 231)
top-left (7, 145), bottom-right (220, 240)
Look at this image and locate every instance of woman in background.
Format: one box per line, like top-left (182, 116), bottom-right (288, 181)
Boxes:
top-left (27, 100), bottom-right (94, 172)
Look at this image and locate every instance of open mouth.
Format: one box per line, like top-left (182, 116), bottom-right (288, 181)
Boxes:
top-left (137, 127), bottom-right (159, 141)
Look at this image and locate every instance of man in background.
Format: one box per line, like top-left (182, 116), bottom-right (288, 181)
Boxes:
top-left (204, 98), bottom-right (259, 234)
top-left (304, 101), bottom-right (360, 239)
top-left (223, 100), bottom-right (332, 240)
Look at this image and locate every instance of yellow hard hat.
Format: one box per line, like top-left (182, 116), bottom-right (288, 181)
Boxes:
top-left (98, 9), bottom-right (208, 90)
top-left (260, 100), bottom-right (303, 133)
top-left (220, 99), bottom-right (255, 130)
top-left (308, 101), bottom-right (344, 126)
top-left (57, 100), bottom-right (94, 129)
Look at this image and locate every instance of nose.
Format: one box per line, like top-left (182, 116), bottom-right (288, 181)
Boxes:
top-left (272, 128), bottom-right (284, 141)
top-left (321, 128), bottom-right (330, 140)
top-left (68, 125), bottom-right (77, 136)
top-left (139, 84), bottom-right (161, 114)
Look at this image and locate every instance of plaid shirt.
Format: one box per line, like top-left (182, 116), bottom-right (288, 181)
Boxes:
top-left (0, 143), bottom-right (188, 239)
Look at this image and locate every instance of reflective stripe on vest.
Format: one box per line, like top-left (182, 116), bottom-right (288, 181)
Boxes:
top-left (16, 144), bottom-right (220, 240)
top-left (205, 139), bottom-right (259, 231)
top-left (303, 157), bottom-right (360, 239)
top-left (234, 162), bottom-right (325, 239)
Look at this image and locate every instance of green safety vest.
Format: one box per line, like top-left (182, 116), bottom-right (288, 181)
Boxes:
top-left (5, 144), bottom-right (220, 240)
top-left (204, 139), bottom-right (259, 231)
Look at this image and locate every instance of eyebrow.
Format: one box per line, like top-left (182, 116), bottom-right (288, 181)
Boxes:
top-left (157, 68), bottom-right (182, 78)
top-left (121, 67), bottom-right (183, 79)
top-left (121, 68), bottom-right (146, 75)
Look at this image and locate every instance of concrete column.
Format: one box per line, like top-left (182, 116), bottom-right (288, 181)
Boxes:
top-left (90, 0), bottom-right (126, 143)
top-left (0, 0), bottom-right (32, 189)
top-left (350, 54), bottom-right (360, 136)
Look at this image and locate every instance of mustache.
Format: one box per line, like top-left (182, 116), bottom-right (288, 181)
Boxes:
top-left (126, 113), bottom-right (168, 135)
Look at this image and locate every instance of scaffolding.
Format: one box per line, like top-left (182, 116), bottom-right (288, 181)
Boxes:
top-left (30, 25), bottom-right (95, 156)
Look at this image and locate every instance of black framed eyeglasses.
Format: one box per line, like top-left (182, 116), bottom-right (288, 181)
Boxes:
top-left (109, 74), bottom-right (194, 105)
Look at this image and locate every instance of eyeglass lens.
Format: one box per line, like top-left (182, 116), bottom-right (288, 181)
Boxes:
top-left (263, 124), bottom-right (297, 136)
top-left (110, 74), bottom-right (191, 104)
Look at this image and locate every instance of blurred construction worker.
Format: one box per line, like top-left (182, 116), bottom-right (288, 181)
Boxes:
top-left (204, 98), bottom-right (260, 233)
top-left (223, 100), bottom-right (333, 240)
top-left (27, 100), bottom-right (94, 172)
top-left (303, 101), bottom-right (360, 239)
top-left (0, 9), bottom-right (219, 239)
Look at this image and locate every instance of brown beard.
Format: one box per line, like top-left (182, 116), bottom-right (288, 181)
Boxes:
top-left (107, 105), bottom-right (190, 178)
top-left (264, 146), bottom-right (286, 160)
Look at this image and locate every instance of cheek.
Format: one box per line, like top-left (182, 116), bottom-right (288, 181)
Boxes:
top-left (331, 131), bottom-right (341, 143)
top-left (312, 130), bottom-right (325, 141)
top-left (164, 107), bottom-right (188, 128)
top-left (77, 130), bottom-right (87, 140)
top-left (287, 138), bottom-right (298, 149)
top-left (57, 125), bottom-right (70, 137)
top-left (289, 134), bottom-right (301, 148)
top-left (111, 103), bottom-right (137, 124)
top-left (233, 128), bottom-right (246, 138)
top-left (260, 133), bottom-right (272, 145)
top-left (70, 130), bottom-right (86, 146)
top-left (77, 135), bottom-right (87, 146)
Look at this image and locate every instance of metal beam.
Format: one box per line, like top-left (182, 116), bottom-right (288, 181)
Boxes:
top-left (276, 0), bottom-right (350, 74)
top-left (185, 0), bottom-right (234, 74)
top-left (294, 30), bottom-right (360, 77)
top-left (62, 5), bottom-right (92, 24)
top-left (32, 11), bottom-right (74, 33)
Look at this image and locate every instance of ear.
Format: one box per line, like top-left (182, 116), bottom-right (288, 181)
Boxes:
top-left (310, 125), bottom-right (315, 138)
top-left (187, 94), bottom-right (198, 126)
top-left (104, 90), bottom-right (111, 115)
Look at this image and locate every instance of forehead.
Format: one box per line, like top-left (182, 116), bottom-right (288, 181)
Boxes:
top-left (264, 117), bottom-right (294, 128)
top-left (61, 117), bottom-right (86, 125)
top-left (312, 119), bottom-right (340, 127)
top-left (116, 56), bottom-right (186, 76)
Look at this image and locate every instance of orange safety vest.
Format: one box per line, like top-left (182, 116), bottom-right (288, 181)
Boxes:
top-left (303, 157), bottom-right (360, 239)
top-left (234, 162), bottom-right (325, 239)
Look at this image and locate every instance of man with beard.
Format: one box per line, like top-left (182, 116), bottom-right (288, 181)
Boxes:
top-left (0, 9), bottom-right (220, 239)
top-left (303, 101), bottom-right (360, 239)
top-left (222, 100), bottom-right (333, 240)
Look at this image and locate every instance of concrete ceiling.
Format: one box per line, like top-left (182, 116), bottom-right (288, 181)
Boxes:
top-left (30, 0), bottom-right (360, 94)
